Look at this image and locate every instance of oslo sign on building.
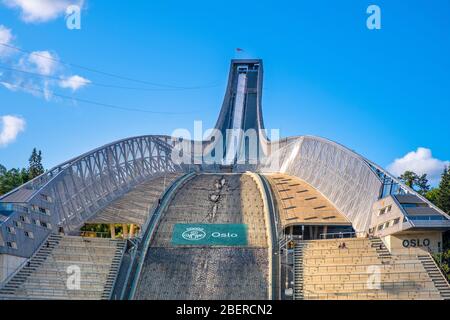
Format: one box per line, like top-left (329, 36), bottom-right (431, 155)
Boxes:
top-left (172, 224), bottom-right (248, 246)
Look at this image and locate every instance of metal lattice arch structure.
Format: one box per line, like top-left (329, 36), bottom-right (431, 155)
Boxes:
top-left (0, 135), bottom-right (182, 257)
top-left (258, 135), bottom-right (449, 233)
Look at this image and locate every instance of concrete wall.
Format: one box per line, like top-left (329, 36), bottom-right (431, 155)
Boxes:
top-left (370, 196), bottom-right (405, 237)
top-left (0, 254), bottom-right (26, 283)
top-left (383, 231), bottom-right (443, 255)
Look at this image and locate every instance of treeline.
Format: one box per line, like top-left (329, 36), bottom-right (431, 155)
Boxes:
top-left (0, 148), bottom-right (45, 196)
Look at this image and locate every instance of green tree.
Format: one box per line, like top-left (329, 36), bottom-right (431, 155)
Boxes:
top-left (399, 171), bottom-right (417, 188)
top-left (435, 167), bottom-right (450, 214)
top-left (398, 171), bottom-right (430, 195)
top-left (28, 148), bottom-right (44, 179)
top-left (426, 188), bottom-right (440, 204)
top-left (0, 167), bottom-right (28, 195)
top-left (0, 149), bottom-right (44, 196)
top-left (427, 168), bottom-right (450, 281)
top-left (416, 174), bottom-right (430, 196)
top-left (434, 231), bottom-right (450, 281)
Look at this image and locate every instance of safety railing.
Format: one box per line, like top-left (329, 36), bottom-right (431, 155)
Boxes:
top-left (105, 239), bottom-right (127, 300)
top-left (47, 252), bottom-right (116, 261)
top-left (320, 232), bottom-right (354, 239)
top-left (72, 231), bottom-right (112, 239)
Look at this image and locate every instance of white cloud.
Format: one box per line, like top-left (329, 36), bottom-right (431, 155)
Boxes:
top-left (2, 0), bottom-right (84, 23)
top-left (0, 30), bottom-right (91, 101)
top-left (1, 50), bottom-right (61, 100)
top-left (387, 147), bottom-right (449, 184)
top-left (0, 115), bottom-right (25, 147)
top-left (0, 81), bottom-right (17, 91)
top-left (26, 50), bottom-right (58, 75)
top-left (0, 25), bottom-right (14, 58)
top-left (1, 48), bottom-right (91, 100)
top-left (43, 80), bottom-right (53, 100)
top-left (59, 75), bottom-right (90, 91)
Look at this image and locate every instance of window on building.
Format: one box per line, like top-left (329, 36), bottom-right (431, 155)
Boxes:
top-left (7, 226), bottom-right (16, 234)
top-left (40, 221), bottom-right (52, 229)
top-left (402, 203), bottom-right (418, 208)
top-left (7, 241), bottom-right (17, 249)
top-left (13, 221), bottom-right (22, 228)
top-left (24, 231), bottom-right (34, 239)
top-left (41, 194), bottom-right (53, 203)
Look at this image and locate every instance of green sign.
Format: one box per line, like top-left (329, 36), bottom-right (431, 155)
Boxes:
top-left (171, 223), bottom-right (248, 246)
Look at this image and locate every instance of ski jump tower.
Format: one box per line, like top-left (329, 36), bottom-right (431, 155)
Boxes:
top-left (207, 59), bottom-right (270, 167)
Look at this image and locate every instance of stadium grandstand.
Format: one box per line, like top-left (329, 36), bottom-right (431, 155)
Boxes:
top-left (0, 59), bottom-right (449, 300)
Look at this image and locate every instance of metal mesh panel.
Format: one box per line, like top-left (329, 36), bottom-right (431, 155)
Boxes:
top-left (260, 136), bottom-right (382, 233)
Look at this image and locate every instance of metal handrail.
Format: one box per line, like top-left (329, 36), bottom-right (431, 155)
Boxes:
top-left (72, 231), bottom-right (112, 238)
top-left (319, 232), bottom-right (366, 239)
top-left (106, 239), bottom-right (126, 300)
top-left (116, 239), bottom-right (138, 300)
top-left (424, 252), bottom-right (450, 286)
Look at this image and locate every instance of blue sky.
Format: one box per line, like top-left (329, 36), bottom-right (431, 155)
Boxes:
top-left (0, 0), bottom-right (449, 183)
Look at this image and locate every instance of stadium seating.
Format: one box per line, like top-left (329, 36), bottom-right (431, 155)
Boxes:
top-left (88, 173), bottom-right (182, 226)
top-left (294, 238), bottom-right (447, 300)
top-left (264, 174), bottom-right (350, 228)
top-left (0, 234), bottom-right (125, 300)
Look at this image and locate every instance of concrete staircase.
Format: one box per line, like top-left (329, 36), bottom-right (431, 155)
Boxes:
top-left (101, 239), bottom-right (127, 299)
top-left (418, 254), bottom-right (450, 300)
top-left (0, 235), bottom-right (126, 300)
top-left (293, 245), bottom-right (303, 300)
top-left (0, 234), bottom-right (62, 296)
top-left (370, 237), bottom-right (391, 260)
